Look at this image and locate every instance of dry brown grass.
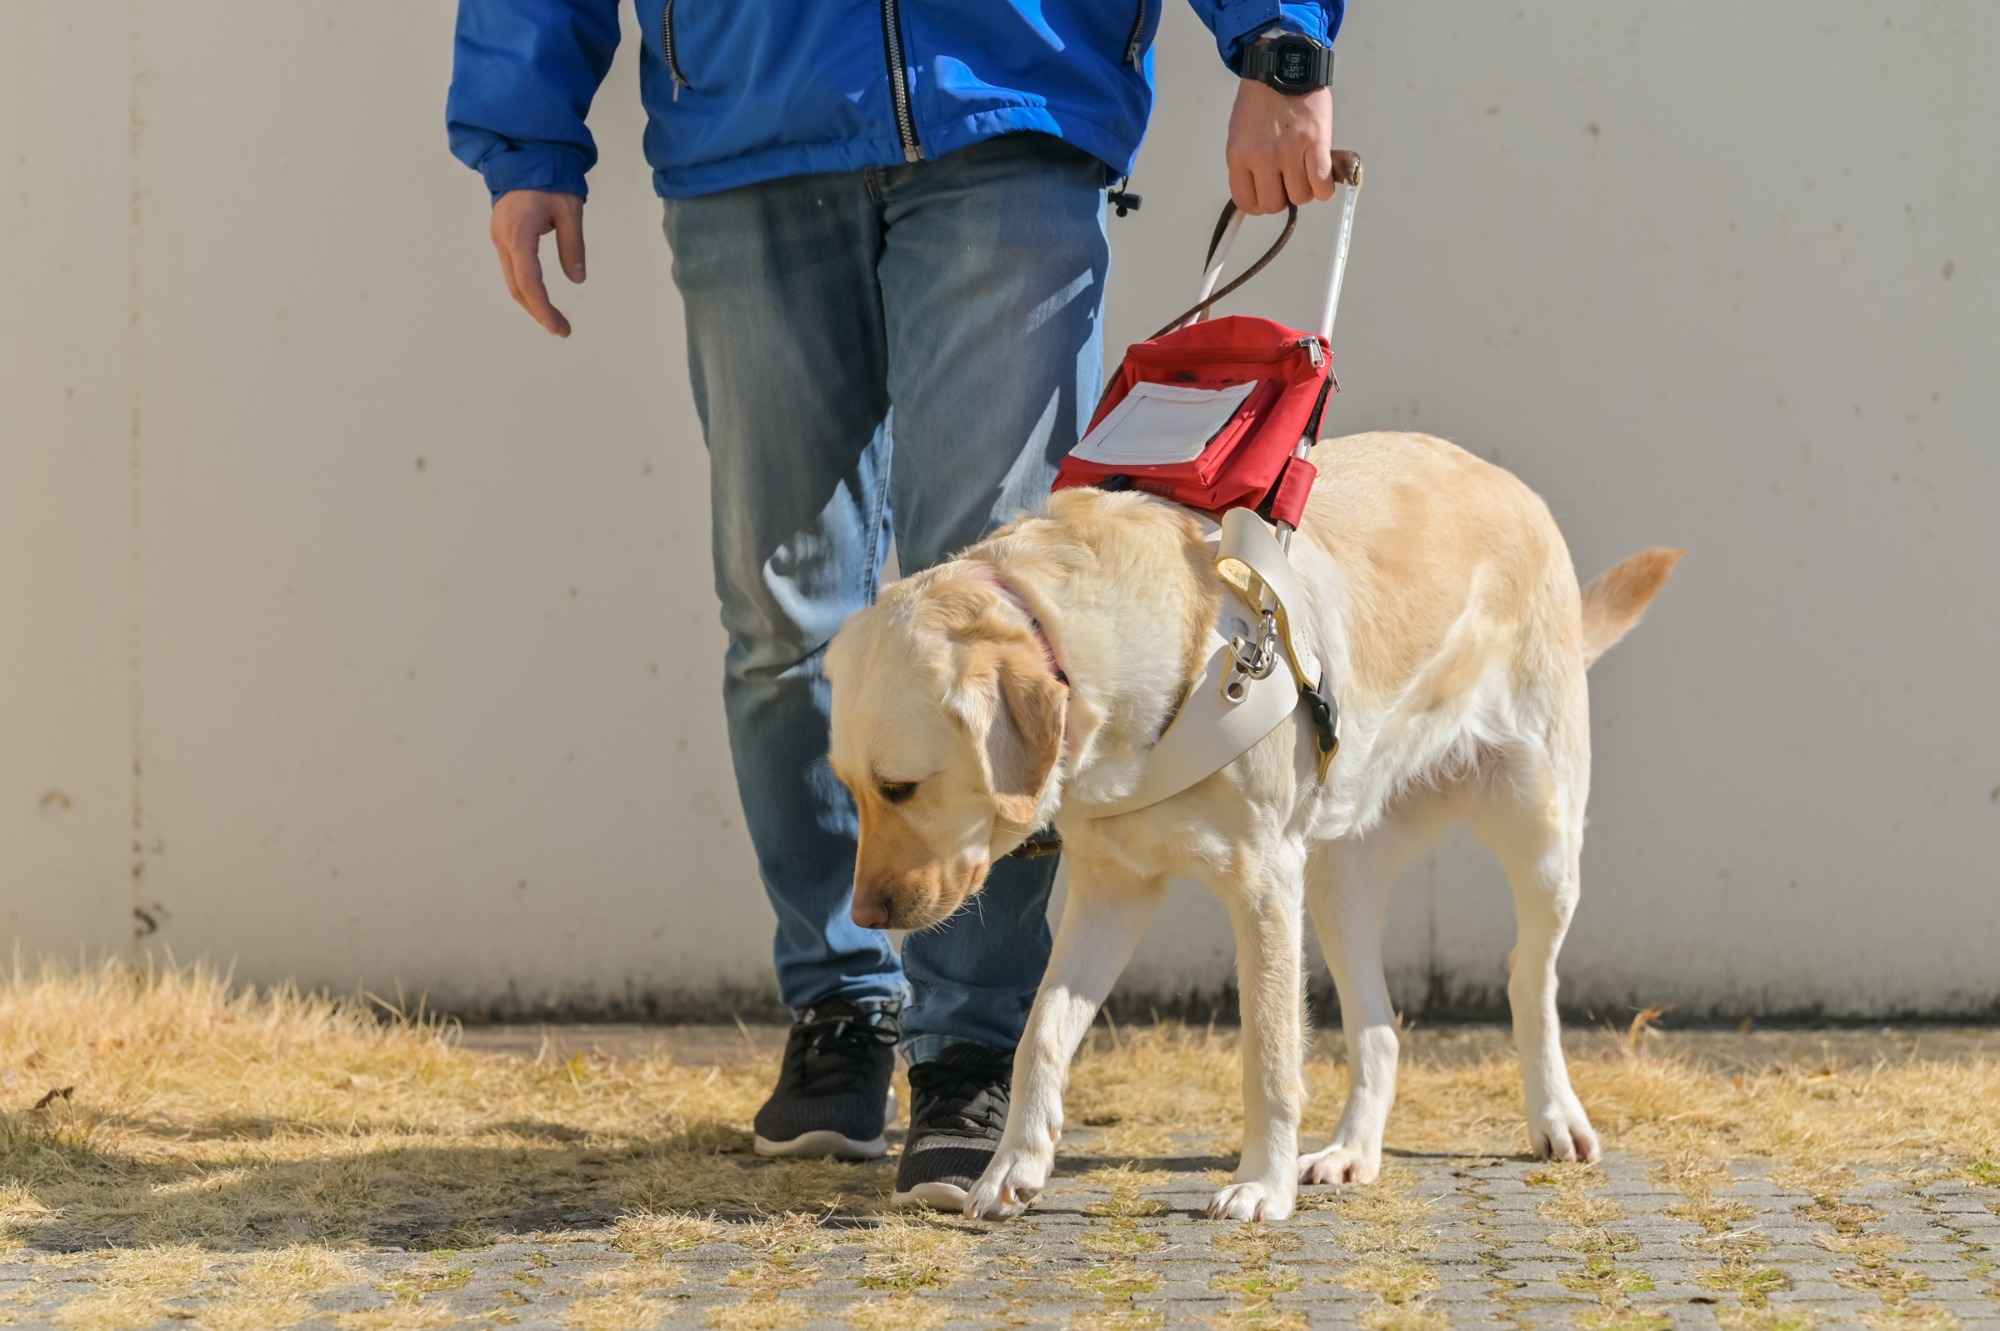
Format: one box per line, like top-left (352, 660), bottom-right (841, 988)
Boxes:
top-left (1574, 1310), bottom-right (1672, 1331)
top-left (703, 1296), bottom-right (811, 1331)
top-left (1530, 1147), bottom-right (1667, 1330)
top-left (1352, 1306), bottom-right (1447, 1331)
top-left (850, 1214), bottom-right (980, 1290)
top-left (0, 962), bottom-right (806, 1250)
top-left (844, 1291), bottom-right (956, 1330)
top-left (16, 1243), bottom-right (362, 1331)
top-left (5, 963), bottom-right (2000, 1326)
top-left (1717, 1309), bottom-right (1818, 1331)
top-left (1056, 1019), bottom-right (2000, 1185)
top-left (1209, 1304), bottom-right (1308, 1331)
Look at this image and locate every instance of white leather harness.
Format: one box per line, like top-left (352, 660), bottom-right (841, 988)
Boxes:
top-left (1070, 506), bottom-right (1338, 821)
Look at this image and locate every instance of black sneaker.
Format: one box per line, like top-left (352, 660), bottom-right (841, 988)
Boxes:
top-left (892, 1042), bottom-right (1014, 1211)
top-left (752, 999), bottom-right (900, 1160)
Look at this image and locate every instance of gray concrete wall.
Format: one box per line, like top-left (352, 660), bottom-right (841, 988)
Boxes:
top-left (5, 2), bottom-right (1996, 1020)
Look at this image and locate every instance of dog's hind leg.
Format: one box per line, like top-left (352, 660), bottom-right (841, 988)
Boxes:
top-left (963, 862), bottom-right (1165, 1221)
top-left (1298, 814), bottom-right (1422, 1186)
top-left (1476, 756), bottom-right (1600, 1164)
top-left (1209, 843), bottom-right (1310, 1222)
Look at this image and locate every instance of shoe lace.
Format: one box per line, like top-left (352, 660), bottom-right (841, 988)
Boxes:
top-left (907, 1054), bottom-right (1010, 1138)
top-left (783, 1005), bottom-right (898, 1099)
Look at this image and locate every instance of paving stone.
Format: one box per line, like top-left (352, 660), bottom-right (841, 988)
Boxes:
top-left (1631, 1307), bottom-right (1713, 1329)
top-left (1492, 1259), bottom-right (1576, 1281)
top-left (1493, 1244), bottom-right (1577, 1264)
top-left (1504, 1280), bottom-right (1598, 1301)
top-left (1425, 1243), bottom-right (1492, 1265)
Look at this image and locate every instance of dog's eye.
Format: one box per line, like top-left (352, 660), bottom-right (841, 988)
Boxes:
top-left (878, 781), bottom-right (918, 804)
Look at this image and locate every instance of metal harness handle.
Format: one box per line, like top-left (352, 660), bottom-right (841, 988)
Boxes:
top-left (1149, 151), bottom-right (1364, 340)
top-left (1148, 203), bottom-right (1297, 340)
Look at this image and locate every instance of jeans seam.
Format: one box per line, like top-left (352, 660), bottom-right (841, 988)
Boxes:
top-left (861, 424), bottom-right (893, 608)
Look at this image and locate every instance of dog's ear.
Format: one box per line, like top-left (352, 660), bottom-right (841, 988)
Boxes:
top-left (951, 635), bottom-right (1067, 827)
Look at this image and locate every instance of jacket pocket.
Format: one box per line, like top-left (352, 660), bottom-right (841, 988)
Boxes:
top-left (1124, 0), bottom-right (1157, 65)
top-left (661, 0), bottom-right (689, 92)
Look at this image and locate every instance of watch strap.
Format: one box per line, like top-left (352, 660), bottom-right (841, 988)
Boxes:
top-left (1242, 35), bottom-right (1332, 92)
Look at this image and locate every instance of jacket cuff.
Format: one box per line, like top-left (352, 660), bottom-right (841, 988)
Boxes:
top-left (479, 145), bottom-right (591, 202)
top-left (1213, 2), bottom-right (1337, 72)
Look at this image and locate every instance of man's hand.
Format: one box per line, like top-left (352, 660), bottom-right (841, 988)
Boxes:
top-left (1225, 80), bottom-right (1335, 216)
top-left (490, 189), bottom-right (587, 337)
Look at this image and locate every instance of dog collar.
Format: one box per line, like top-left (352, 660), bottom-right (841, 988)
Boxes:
top-left (983, 573), bottom-right (1068, 687)
top-left (984, 570), bottom-right (1071, 863)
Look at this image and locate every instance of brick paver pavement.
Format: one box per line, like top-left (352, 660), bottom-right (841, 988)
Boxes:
top-left (5, 1026), bottom-right (1998, 1329)
top-left (7, 1144), bottom-right (1998, 1327)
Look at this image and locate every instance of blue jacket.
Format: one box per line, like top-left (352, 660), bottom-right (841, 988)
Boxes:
top-left (449, 1), bottom-right (1342, 200)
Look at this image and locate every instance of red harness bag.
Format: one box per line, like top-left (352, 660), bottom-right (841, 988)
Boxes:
top-left (1054, 313), bottom-right (1331, 528)
top-left (1055, 161), bottom-right (1361, 531)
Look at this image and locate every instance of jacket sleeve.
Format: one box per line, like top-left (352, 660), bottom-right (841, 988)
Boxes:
top-left (447, 0), bottom-right (622, 200)
top-left (1183, 0), bottom-right (1344, 73)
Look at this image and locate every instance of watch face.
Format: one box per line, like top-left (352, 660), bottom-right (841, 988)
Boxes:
top-left (1276, 42), bottom-right (1313, 85)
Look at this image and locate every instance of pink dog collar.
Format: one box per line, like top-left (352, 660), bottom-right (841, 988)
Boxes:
top-left (983, 573), bottom-right (1068, 688)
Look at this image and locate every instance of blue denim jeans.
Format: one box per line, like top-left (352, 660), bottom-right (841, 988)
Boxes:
top-left (662, 133), bottom-right (1109, 1066)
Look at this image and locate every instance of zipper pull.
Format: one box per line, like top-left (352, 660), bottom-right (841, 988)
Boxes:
top-left (1300, 338), bottom-right (1325, 368)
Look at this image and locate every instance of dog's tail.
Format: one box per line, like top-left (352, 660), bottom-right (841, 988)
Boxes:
top-left (1580, 548), bottom-right (1684, 667)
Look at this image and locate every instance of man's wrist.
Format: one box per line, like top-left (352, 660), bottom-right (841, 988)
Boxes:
top-left (477, 145), bottom-right (591, 202)
top-left (1238, 29), bottom-right (1333, 96)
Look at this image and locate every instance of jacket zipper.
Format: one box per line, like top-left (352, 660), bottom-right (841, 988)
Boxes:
top-left (661, 0), bottom-right (688, 98)
top-left (1124, 0), bottom-right (1152, 65)
top-left (880, 0), bottom-right (922, 162)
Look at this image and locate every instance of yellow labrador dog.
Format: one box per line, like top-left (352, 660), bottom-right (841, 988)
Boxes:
top-left (824, 430), bottom-right (1679, 1223)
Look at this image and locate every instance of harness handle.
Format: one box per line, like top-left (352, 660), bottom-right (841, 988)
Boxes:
top-left (1149, 203), bottom-right (1295, 340)
top-left (1148, 150), bottom-right (1364, 341)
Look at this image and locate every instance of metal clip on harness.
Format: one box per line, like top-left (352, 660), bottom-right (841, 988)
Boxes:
top-left (1222, 610), bottom-right (1281, 703)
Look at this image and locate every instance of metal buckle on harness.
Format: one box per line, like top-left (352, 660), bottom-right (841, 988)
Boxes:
top-left (1005, 829), bottom-right (1064, 860)
top-left (1221, 609), bottom-right (1281, 703)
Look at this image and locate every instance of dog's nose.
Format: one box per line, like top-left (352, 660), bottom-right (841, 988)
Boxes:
top-left (851, 891), bottom-right (892, 931)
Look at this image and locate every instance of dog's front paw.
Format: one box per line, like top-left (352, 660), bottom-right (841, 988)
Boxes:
top-left (1298, 1143), bottom-right (1380, 1185)
top-left (1207, 1179), bottom-right (1294, 1223)
top-left (1528, 1095), bottom-right (1601, 1164)
top-left (963, 1145), bottom-right (1052, 1221)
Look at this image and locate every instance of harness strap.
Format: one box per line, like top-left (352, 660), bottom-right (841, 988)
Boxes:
top-left (1069, 509), bottom-right (1339, 821)
top-left (1215, 507), bottom-right (1321, 693)
top-left (1214, 508), bottom-right (1339, 781)
top-left (1071, 608), bottom-right (1300, 820)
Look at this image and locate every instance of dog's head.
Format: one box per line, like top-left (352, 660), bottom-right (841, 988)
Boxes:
top-left (825, 570), bottom-right (1067, 932)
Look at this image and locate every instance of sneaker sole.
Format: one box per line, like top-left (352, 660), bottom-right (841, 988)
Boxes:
top-left (892, 1180), bottom-right (970, 1212)
top-left (752, 1130), bottom-right (887, 1161)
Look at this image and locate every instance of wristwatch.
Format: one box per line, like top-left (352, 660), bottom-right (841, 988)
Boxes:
top-left (1239, 31), bottom-right (1333, 95)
